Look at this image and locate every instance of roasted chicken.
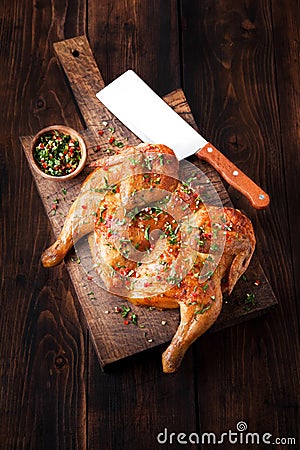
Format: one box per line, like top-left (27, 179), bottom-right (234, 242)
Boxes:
top-left (42, 143), bottom-right (256, 373)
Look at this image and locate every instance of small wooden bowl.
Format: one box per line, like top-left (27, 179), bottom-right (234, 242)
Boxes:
top-left (30, 125), bottom-right (87, 181)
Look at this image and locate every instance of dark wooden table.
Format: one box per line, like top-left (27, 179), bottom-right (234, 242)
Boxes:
top-left (1, 1), bottom-right (299, 449)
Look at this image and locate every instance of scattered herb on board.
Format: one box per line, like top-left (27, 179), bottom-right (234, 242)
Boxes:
top-left (114, 305), bottom-right (138, 325)
top-left (114, 140), bottom-right (124, 148)
top-left (48, 198), bottom-right (59, 215)
top-left (34, 130), bottom-right (82, 176)
top-left (71, 256), bottom-right (81, 264)
top-left (243, 292), bottom-right (256, 311)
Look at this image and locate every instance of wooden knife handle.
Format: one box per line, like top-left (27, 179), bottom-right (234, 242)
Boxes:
top-left (196, 143), bottom-right (270, 209)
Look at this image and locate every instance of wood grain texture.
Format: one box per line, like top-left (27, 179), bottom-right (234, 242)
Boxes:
top-left (271, 0), bottom-right (300, 319)
top-left (181, 0), bottom-right (300, 445)
top-left (87, 0), bottom-right (180, 95)
top-left (0, 0), bottom-right (87, 449)
top-left (0, 0), bottom-right (299, 449)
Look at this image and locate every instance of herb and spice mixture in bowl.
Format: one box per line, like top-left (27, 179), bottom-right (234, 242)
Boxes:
top-left (30, 125), bottom-right (87, 180)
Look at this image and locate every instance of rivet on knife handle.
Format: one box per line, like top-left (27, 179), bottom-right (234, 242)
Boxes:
top-left (197, 143), bottom-right (270, 209)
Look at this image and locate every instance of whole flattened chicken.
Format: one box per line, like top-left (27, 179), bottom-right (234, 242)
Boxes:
top-left (41, 143), bottom-right (256, 373)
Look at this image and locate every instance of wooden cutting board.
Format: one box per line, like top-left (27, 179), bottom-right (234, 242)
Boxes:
top-left (20, 35), bottom-right (277, 369)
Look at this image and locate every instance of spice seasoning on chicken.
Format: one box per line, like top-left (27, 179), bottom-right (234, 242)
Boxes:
top-left (41, 142), bottom-right (256, 373)
top-left (34, 130), bottom-right (82, 176)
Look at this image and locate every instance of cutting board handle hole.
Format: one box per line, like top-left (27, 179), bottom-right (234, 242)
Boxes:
top-left (72, 49), bottom-right (80, 57)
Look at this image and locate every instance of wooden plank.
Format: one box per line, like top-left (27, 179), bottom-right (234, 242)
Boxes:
top-left (88, 0), bottom-right (180, 95)
top-left (87, 337), bottom-right (198, 450)
top-left (271, 0), bottom-right (300, 319)
top-left (20, 35), bottom-right (277, 371)
top-left (180, 0), bottom-right (299, 444)
top-left (0, 1), bottom-right (87, 449)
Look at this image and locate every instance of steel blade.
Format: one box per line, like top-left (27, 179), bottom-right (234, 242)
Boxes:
top-left (96, 70), bottom-right (207, 160)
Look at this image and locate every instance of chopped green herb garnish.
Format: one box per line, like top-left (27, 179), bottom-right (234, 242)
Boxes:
top-left (97, 206), bottom-right (107, 224)
top-left (131, 313), bottom-right (138, 325)
top-left (71, 257), bottom-right (81, 264)
top-left (144, 225), bottom-right (150, 240)
top-left (243, 292), bottom-right (256, 311)
top-left (128, 157), bottom-right (138, 166)
top-left (114, 141), bottom-right (124, 148)
top-left (194, 304), bottom-right (212, 319)
top-left (120, 305), bottom-right (131, 318)
top-left (202, 283), bottom-right (209, 292)
top-left (158, 153), bottom-right (164, 165)
top-left (34, 131), bottom-right (81, 177)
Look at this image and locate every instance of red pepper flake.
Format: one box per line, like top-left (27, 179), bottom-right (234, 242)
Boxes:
top-left (96, 145), bottom-right (101, 151)
top-left (109, 136), bottom-right (115, 144)
top-left (51, 204), bottom-right (57, 210)
top-left (124, 319), bottom-right (129, 325)
top-left (81, 204), bottom-right (87, 210)
top-left (87, 275), bottom-right (93, 281)
top-left (98, 130), bottom-right (104, 135)
top-left (254, 280), bottom-right (261, 286)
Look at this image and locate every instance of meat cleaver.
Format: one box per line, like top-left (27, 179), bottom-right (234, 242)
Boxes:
top-left (96, 70), bottom-right (269, 209)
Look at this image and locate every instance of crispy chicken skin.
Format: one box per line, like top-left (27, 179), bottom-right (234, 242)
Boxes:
top-left (41, 143), bottom-right (178, 267)
top-left (41, 143), bottom-right (255, 373)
